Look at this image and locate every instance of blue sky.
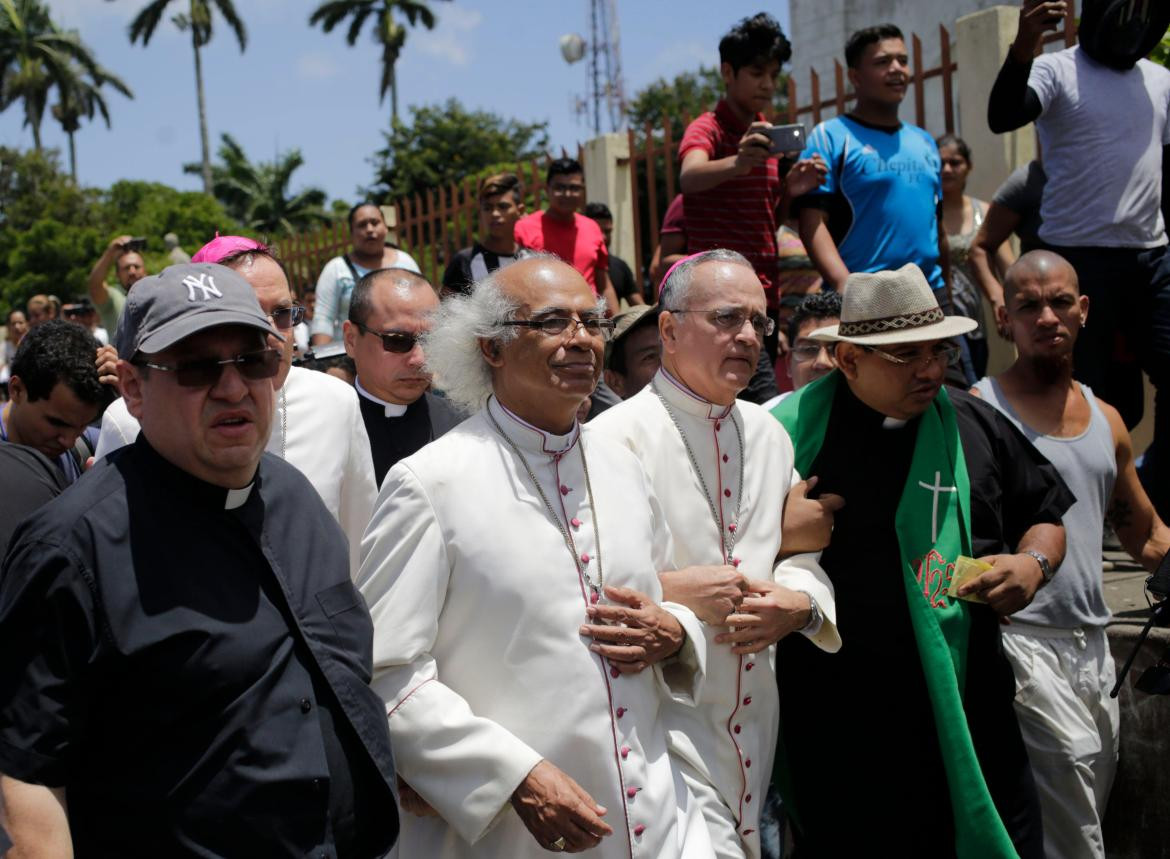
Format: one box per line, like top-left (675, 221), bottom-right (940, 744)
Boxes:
top-left (1, 0), bottom-right (791, 205)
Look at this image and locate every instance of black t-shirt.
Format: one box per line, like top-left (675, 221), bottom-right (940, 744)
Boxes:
top-left (608, 255), bottom-right (640, 303)
top-left (0, 438), bottom-right (399, 857)
top-left (442, 242), bottom-right (522, 295)
top-left (776, 384), bottom-right (1070, 858)
top-left (0, 442), bottom-right (67, 555)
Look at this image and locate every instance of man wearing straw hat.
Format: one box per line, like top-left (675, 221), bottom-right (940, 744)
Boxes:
top-left (771, 263), bottom-right (1072, 858)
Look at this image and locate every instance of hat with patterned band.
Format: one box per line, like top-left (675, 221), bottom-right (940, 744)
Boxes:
top-left (808, 263), bottom-right (976, 345)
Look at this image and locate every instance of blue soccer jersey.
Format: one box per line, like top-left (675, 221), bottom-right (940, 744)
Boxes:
top-left (797, 116), bottom-right (944, 290)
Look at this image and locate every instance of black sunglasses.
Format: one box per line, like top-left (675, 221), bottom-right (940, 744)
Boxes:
top-left (269, 305), bottom-right (306, 330)
top-left (356, 321), bottom-right (421, 354)
top-left (136, 349), bottom-right (282, 388)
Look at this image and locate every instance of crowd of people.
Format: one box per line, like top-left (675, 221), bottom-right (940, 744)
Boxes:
top-left (0, 2), bottom-right (1168, 857)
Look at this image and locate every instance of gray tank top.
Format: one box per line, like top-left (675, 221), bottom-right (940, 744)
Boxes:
top-left (972, 377), bottom-right (1116, 627)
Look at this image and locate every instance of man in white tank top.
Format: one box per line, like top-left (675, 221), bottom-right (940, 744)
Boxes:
top-left (973, 250), bottom-right (1170, 859)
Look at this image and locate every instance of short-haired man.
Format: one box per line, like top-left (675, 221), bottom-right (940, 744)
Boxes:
top-left (782, 291), bottom-right (842, 399)
top-left (795, 26), bottom-right (949, 301)
top-left (603, 304), bottom-right (661, 399)
top-left (514, 158), bottom-right (620, 314)
top-left (974, 250), bottom-right (1170, 859)
top-left (344, 267), bottom-right (463, 485)
top-left (0, 263), bottom-right (400, 856)
top-left (591, 250), bottom-right (840, 859)
top-left (359, 255), bottom-right (714, 856)
top-left (584, 201), bottom-right (644, 306)
top-left (443, 173), bottom-right (528, 297)
top-left (95, 237), bottom-right (378, 577)
top-left (772, 263), bottom-right (1073, 856)
top-left (1, 320), bottom-right (105, 484)
top-left (87, 234), bottom-right (148, 336)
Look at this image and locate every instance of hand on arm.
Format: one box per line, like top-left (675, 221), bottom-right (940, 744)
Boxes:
top-left (0, 775), bottom-right (72, 859)
top-left (714, 580), bottom-right (812, 654)
top-left (679, 122), bottom-right (772, 195)
top-left (579, 585), bottom-right (686, 675)
top-left (511, 759), bottom-right (613, 853)
top-left (798, 207), bottom-right (850, 291)
top-left (657, 565), bottom-right (747, 625)
top-left (961, 522), bottom-right (1066, 616)
top-left (780, 476), bottom-right (845, 556)
top-left (1101, 400), bottom-right (1170, 571)
top-left (86, 235), bottom-right (132, 307)
top-left (971, 206), bottom-right (1019, 338)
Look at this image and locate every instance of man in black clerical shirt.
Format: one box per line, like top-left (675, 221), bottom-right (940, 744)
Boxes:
top-left (772, 264), bottom-right (1072, 858)
top-left (344, 267), bottom-right (463, 484)
top-left (0, 263), bottom-right (399, 857)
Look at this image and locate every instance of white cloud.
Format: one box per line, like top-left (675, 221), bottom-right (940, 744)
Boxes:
top-left (297, 51), bottom-right (339, 80)
top-left (413, 6), bottom-right (483, 67)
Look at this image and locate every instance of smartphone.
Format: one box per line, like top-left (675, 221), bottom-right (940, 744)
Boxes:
top-left (766, 123), bottom-right (807, 156)
top-left (122, 237), bottom-right (147, 252)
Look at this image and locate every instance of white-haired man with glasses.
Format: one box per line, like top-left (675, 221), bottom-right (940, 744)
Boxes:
top-left (343, 266), bottom-right (463, 485)
top-left (589, 249), bottom-right (841, 859)
top-left (94, 237), bottom-right (377, 578)
top-left (770, 262), bottom-right (1073, 858)
top-left (358, 255), bottom-right (720, 857)
top-left (0, 262), bottom-right (400, 857)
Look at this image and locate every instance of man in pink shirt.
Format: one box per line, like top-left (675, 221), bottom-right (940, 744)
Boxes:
top-left (515, 158), bottom-right (620, 314)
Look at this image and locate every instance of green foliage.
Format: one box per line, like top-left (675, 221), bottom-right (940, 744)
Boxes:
top-left (625, 64), bottom-right (790, 141)
top-left (367, 98), bottom-right (550, 201)
top-left (1153, 32), bottom-right (1170, 68)
top-left (183, 133), bottom-right (330, 235)
top-left (0, 146), bottom-right (238, 315)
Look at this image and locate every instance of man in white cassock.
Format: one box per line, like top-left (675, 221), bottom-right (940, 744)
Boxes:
top-left (590, 250), bottom-right (842, 859)
top-left (358, 255), bottom-right (715, 857)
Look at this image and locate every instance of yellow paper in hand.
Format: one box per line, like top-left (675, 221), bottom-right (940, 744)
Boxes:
top-left (946, 555), bottom-right (992, 603)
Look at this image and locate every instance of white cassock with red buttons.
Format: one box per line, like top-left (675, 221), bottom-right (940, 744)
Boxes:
top-left (590, 369), bottom-right (842, 859)
top-left (358, 395), bottom-right (714, 858)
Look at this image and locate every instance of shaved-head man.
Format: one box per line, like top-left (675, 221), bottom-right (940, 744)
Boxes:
top-left (343, 267), bottom-right (463, 485)
top-left (974, 249), bottom-right (1170, 859)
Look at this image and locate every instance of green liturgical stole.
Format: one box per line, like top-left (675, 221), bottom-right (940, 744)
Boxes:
top-left (772, 371), bottom-right (1018, 859)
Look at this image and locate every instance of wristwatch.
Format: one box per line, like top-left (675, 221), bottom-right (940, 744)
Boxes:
top-left (1024, 550), bottom-right (1054, 584)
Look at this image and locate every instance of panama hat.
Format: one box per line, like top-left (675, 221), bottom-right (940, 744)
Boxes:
top-left (809, 263), bottom-right (976, 345)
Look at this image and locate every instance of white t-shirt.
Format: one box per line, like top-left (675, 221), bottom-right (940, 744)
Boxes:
top-left (310, 250), bottom-right (422, 343)
top-left (1029, 46), bottom-right (1170, 248)
top-left (94, 366), bottom-right (377, 579)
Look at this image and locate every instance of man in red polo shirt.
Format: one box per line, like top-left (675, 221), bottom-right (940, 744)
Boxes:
top-left (680, 12), bottom-right (824, 388)
top-left (515, 158), bottom-right (620, 314)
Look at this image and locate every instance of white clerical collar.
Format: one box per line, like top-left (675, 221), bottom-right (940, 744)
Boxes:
top-left (487, 396), bottom-right (579, 457)
top-left (224, 484), bottom-right (254, 509)
top-left (882, 416), bottom-right (909, 430)
top-left (654, 368), bottom-right (735, 421)
top-left (356, 377), bottom-right (410, 418)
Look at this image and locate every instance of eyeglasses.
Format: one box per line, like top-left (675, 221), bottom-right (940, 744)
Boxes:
top-left (355, 321), bottom-right (421, 354)
top-left (136, 348), bottom-right (281, 388)
top-left (502, 315), bottom-right (616, 342)
top-left (864, 342), bottom-right (961, 369)
top-left (790, 343), bottom-right (830, 361)
top-left (548, 183), bottom-right (585, 196)
top-left (269, 305), bottom-right (305, 330)
top-left (670, 308), bottom-right (775, 338)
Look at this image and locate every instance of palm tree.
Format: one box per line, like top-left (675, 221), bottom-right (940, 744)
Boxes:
top-left (51, 61), bottom-right (133, 181)
top-left (121, 0), bottom-right (246, 194)
top-left (308, 0), bottom-right (450, 126)
top-left (185, 133), bottom-right (330, 235)
top-left (0, 0), bottom-right (107, 152)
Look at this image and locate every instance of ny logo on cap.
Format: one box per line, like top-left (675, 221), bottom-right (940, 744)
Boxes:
top-left (183, 273), bottom-right (223, 302)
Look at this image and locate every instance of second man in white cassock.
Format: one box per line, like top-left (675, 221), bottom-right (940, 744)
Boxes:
top-left (358, 255), bottom-right (717, 857)
top-left (590, 250), bottom-right (842, 859)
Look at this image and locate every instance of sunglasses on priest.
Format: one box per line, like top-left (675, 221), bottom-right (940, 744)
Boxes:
top-left (354, 321), bottom-right (423, 354)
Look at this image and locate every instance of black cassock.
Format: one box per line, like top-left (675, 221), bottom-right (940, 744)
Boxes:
top-left (359, 390), bottom-right (465, 485)
top-left (776, 384), bottom-right (1072, 858)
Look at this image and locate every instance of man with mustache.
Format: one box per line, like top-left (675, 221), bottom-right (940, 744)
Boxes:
top-left (343, 267), bottom-right (463, 485)
top-left (0, 263), bottom-right (400, 857)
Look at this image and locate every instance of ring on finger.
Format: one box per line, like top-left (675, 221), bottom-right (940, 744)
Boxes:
top-left (551, 836), bottom-right (567, 851)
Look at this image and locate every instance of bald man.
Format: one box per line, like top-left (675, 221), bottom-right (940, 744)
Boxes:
top-left (342, 268), bottom-right (463, 484)
top-left (973, 250), bottom-right (1170, 859)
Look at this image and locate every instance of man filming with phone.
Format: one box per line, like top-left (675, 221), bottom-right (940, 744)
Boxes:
top-left (87, 234), bottom-right (149, 338)
top-left (679, 12), bottom-right (826, 403)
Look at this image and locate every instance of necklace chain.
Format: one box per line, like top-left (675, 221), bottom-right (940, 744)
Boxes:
top-left (279, 387), bottom-right (288, 460)
top-left (652, 380), bottom-right (745, 563)
top-left (486, 406), bottom-right (604, 597)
